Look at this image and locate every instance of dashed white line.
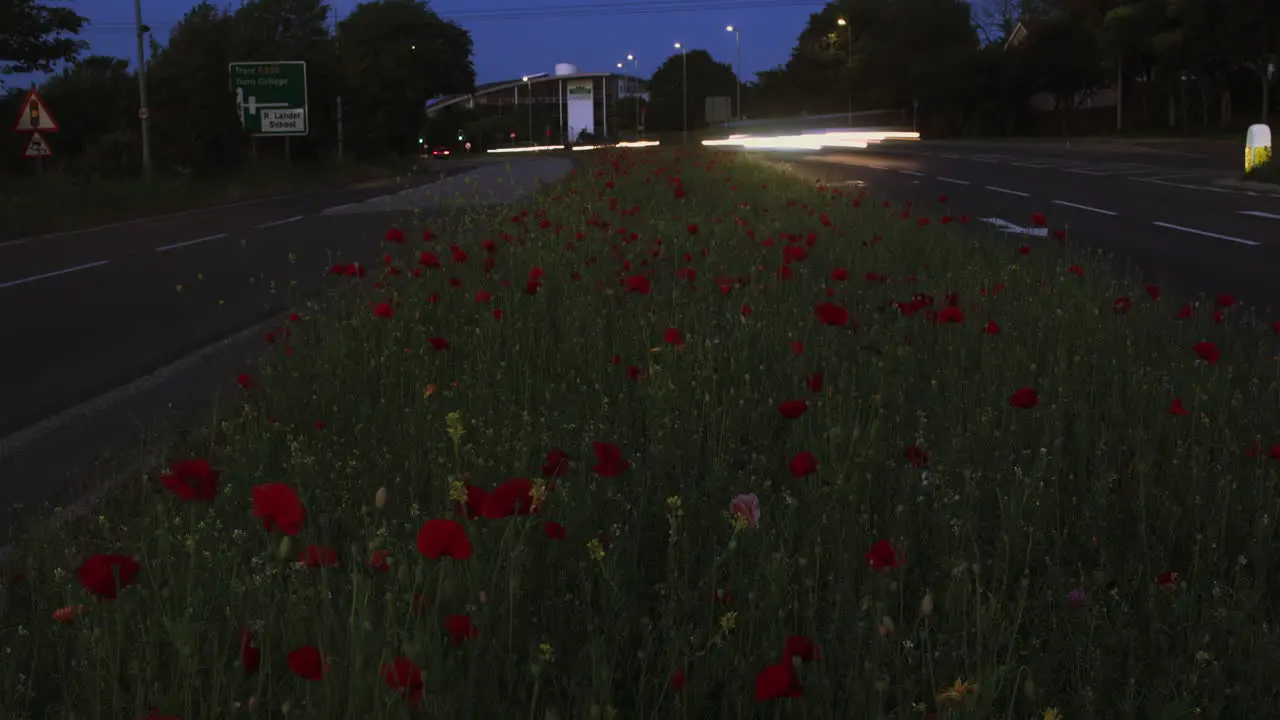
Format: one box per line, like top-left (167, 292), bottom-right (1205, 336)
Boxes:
top-left (1240, 210), bottom-right (1280, 220)
top-left (898, 169), bottom-right (925, 176)
top-left (1152, 221), bottom-right (1258, 246)
top-left (937, 177), bottom-right (970, 185)
top-left (1051, 200), bottom-right (1118, 216)
top-left (0, 260), bottom-right (111, 289)
top-left (154, 233), bottom-right (228, 252)
top-left (1130, 177), bottom-right (1233, 194)
top-left (256, 215), bottom-right (304, 228)
top-left (865, 165), bottom-right (889, 170)
top-left (986, 185), bottom-right (1030, 197)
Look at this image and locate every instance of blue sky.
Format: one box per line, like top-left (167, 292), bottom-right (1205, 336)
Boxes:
top-left (56, 0), bottom-right (827, 85)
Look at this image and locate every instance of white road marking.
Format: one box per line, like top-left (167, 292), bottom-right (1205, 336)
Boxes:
top-left (1052, 200), bottom-right (1118, 216)
top-left (1011, 162), bottom-right (1056, 168)
top-left (866, 165), bottom-right (889, 170)
top-left (1152, 221), bottom-right (1258, 246)
top-left (937, 177), bottom-right (970, 185)
top-left (1240, 210), bottom-right (1280, 220)
top-left (320, 202), bottom-right (354, 215)
top-left (1065, 168), bottom-right (1113, 175)
top-left (154, 233), bottom-right (228, 252)
top-left (1130, 177), bottom-right (1234, 194)
top-left (898, 170), bottom-right (925, 176)
top-left (986, 185), bottom-right (1030, 197)
top-left (0, 260), bottom-right (111, 289)
top-left (980, 217), bottom-right (1049, 237)
top-left (256, 215), bottom-right (304, 228)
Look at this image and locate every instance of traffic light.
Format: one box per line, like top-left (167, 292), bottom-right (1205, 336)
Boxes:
top-left (418, 137), bottom-right (424, 144)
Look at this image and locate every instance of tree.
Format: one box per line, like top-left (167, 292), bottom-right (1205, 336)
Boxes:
top-left (337, 0), bottom-right (475, 158)
top-left (36, 56), bottom-right (138, 174)
top-left (646, 50), bottom-right (738, 133)
top-left (0, 0), bottom-right (87, 77)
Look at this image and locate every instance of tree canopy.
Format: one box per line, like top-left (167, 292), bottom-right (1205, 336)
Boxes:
top-left (0, 0), bottom-right (87, 76)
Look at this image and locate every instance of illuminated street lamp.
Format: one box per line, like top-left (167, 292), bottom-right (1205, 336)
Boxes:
top-left (674, 42), bottom-right (687, 142)
top-left (837, 18), bottom-right (853, 126)
top-left (725, 25), bottom-right (741, 121)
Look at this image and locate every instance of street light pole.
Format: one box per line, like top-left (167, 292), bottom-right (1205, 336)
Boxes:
top-left (133, 0), bottom-right (153, 178)
top-left (726, 26), bottom-right (741, 122)
top-left (522, 75), bottom-right (533, 145)
top-left (628, 54), bottom-right (640, 137)
top-left (674, 42), bottom-right (687, 144)
top-left (838, 17), bottom-right (852, 127)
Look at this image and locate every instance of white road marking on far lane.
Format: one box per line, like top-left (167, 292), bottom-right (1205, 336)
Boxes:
top-left (986, 185), bottom-right (1030, 197)
top-left (1153, 221), bottom-right (1258, 246)
top-left (1240, 210), bottom-right (1280, 220)
top-left (154, 233), bottom-right (228, 252)
top-left (1052, 200), bottom-right (1118, 216)
top-left (0, 260), bottom-right (111, 289)
top-left (256, 215), bottom-right (304, 229)
top-left (937, 177), bottom-right (970, 185)
top-left (898, 169), bottom-right (925, 176)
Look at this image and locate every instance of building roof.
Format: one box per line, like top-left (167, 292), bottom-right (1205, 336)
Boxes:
top-left (426, 71), bottom-right (644, 115)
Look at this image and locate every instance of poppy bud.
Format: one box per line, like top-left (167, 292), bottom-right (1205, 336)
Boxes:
top-left (375, 487), bottom-right (388, 509)
top-left (921, 594), bottom-right (934, 618)
top-left (276, 536), bottom-right (292, 561)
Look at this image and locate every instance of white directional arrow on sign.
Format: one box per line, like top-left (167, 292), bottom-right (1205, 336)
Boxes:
top-left (979, 217), bottom-right (1048, 237)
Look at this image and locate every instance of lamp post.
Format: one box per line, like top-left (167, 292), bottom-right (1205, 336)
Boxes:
top-left (133, 0), bottom-right (153, 177)
top-left (522, 75), bottom-right (533, 145)
top-left (627, 54), bottom-right (640, 137)
top-left (725, 26), bottom-right (741, 122)
top-left (674, 42), bottom-right (687, 143)
top-left (837, 17), bottom-right (852, 127)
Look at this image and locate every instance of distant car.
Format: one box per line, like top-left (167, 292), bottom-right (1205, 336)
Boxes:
top-left (428, 146), bottom-right (451, 158)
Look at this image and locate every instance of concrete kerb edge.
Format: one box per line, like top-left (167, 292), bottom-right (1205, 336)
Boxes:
top-left (1212, 177), bottom-right (1280, 193)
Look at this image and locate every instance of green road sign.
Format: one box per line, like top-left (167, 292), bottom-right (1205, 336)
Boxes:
top-left (229, 61), bottom-right (309, 136)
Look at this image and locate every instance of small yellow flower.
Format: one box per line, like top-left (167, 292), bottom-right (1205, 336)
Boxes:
top-left (446, 411), bottom-right (465, 443)
top-left (586, 538), bottom-right (606, 561)
top-left (448, 479), bottom-right (468, 503)
top-left (718, 611), bottom-right (738, 633)
top-left (538, 642), bottom-right (556, 663)
top-left (937, 677), bottom-right (978, 707)
top-left (728, 512), bottom-right (749, 532)
top-left (530, 478), bottom-right (549, 510)
top-left (1042, 708), bottom-right (1063, 720)
top-left (423, 383), bottom-right (437, 398)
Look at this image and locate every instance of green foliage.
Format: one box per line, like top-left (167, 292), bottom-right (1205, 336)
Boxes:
top-left (647, 50), bottom-right (738, 132)
top-left (0, 0), bottom-right (86, 76)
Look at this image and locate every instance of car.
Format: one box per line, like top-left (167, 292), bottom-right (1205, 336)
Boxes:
top-left (428, 146), bottom-right (451, 158)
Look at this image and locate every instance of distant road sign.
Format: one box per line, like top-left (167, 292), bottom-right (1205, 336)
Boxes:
top-left (22, 131), bottom-right (52, 157)
top-left (229, 61), bottom-right (308, 136)
top-left (12, 88), bottom-right (59, 133)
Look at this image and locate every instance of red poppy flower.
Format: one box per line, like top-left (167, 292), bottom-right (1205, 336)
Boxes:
top-left (416, 519), bottom-right (473, 560)
top-left (982, 321), bottom-right (1000, 335)
top-left (1167, 397), bottom-right (1188, 416)
top-left (76, 554), bottom-right (140, 600)
top-left (669, 668), bottom-right (687, 691)
top-left (592, 441), bottom-right (630, 477)
top-left (805, 373), bottom-right (824, 393)
top-left (777, 400), bottom-right (807, 419)
top-left (865, 539), bottom-right (903, 570)
top-left (455, 485), bottom-right (487, 520)
top-left (1146, 285), bottom-right (1162, 300)
top-left (373, 302), bottom-right (394, 319)
top-left (160, 458), bottom-right (220, 502)
top-left (543, 521), bottom-right (567, 540)
top-left (444, 614), bottom-right (480, 645)
top-left (239, 627), bottom-right (261, 675)
top-left (236, 373), bottom-right (255, 390)
top-left (831, 268), bottom-right (849, 281)
top-left (937, 306), bottom-right (964, 324)
top-left (368, 549), bottom-right (391, 573)
top-left (541, 448), bottom-right (571, 477)
top-left (1215, 294), bottom-right (1236, 308)
top-left (143, 709), bottom-right (180, 720)
top-left (252, 483), bottom-right (306, 535)
top-left (381, 657), bottom-right (425, 705)
top-left (287, 646), bottom-right (328, 681)
top-left (419, 251), bottom-right (442, 268)
top-left (783, 635), bottom-right (822, 663)
top-left (741, 303), bottom-right (753, 317)
top-left (482, 478), bottom-right (537, 518)
top-left (1030, 212), bottom-right (1047, 226)
top-left (1018, 245), bottom-right (1030, 255)
top-left (754, 662), bottom-right (803, 701)
top-left (1009, 388), bottom-right (1038, 409)
top-left (1113, 297), bottom-right (1132, 314)
top-left (625, 274), bottom-right (651, 294)
top-left (904, 445), bottom-right (929, 467)
top-left (1157, 571), bottom-right (1180, 587)
top-left (428, 337), bottom-right (450, 351)
top-left (686, 223), bottom-right (699, 235)
top-left (814, 302), bottom-right (850, 327)
top-left (385, 228), bottom-right (405, 243)
top-left (789, 451), bottom-right (818, 478)
top-left (299, 545), bottom-right (339, 568)
top-left (664, 328), bottom-right (685, 346)
top-left (1193, 341), bottom-right (1220, 364)
top-left (1176, 304), bottom-right (1194, 319)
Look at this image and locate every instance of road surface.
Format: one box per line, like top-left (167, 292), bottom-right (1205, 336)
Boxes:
top-left (787, 140), bottom-right (1280, 312)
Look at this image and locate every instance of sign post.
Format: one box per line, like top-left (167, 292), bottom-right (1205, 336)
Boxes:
top-left (229, 61), bottom-right (309, 136)
top-left (12, 87), bottom-right (59, 171)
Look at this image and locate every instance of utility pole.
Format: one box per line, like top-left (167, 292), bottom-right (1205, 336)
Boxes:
top-left (675, 43), bottom-right (687, 144)
top-left (134, 0), bottom-right (153, 178)
top-left (726, 26), bottom-right (741, 122)
top-left (838, 18), bottom-right (852, 127)
top-left (335, 2), bottom-right (344, 163)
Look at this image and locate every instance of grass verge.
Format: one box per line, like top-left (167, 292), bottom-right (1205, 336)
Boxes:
top-left (0, 158), bottom-right (420, 240)
top-left (3, 147), bottom-right (1279, 719)
top-left (1244, 159), bottom-right (1279, 185)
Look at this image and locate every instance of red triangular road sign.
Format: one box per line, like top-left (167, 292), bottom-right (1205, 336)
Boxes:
top-left (12, 88), bottom-right (59, 133)
top-left (22, 131), bottom-right (53, 158)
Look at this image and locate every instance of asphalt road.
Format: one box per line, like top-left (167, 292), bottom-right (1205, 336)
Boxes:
top-left (787, 140), bottom-right (1280, 313)
top-left (0, 160), bottom-right (478, 440)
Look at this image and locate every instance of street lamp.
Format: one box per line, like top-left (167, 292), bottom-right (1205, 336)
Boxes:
top-left (837, 17), bottom-right (852, 127)
top-left (725, 25), bottom-right (741, 122)
top-left (522, 75), bottom-right (533, 145)
top-left (674, 42), bottom-right (687, 143)
top-left (625, 54), bottom-right (640, 137)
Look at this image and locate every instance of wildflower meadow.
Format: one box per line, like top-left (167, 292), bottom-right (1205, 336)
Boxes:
top-left (3, 147), bottom-right (1280, 719)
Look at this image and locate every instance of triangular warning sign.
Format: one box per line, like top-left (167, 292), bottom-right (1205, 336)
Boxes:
top-left (23, 131), bottom-right (53, 158)
top-left (12, 88), bottom-right (59, 133)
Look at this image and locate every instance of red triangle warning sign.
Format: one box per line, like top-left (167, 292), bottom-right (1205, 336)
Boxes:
top-left (12, 89), bottom-right (59, 133)
top-left (22, 131), bottom-right (53, 158)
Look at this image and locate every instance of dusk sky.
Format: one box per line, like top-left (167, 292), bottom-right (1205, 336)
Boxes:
top-left (65, 0), bottom-right (829, 85)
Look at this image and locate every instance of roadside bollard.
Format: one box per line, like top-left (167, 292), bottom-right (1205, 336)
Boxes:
top-left (1245, 123), bottom-right (1272, 172)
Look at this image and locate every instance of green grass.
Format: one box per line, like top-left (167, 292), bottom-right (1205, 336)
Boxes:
top-left (0, 158), bottom-right (418, 241)
top-left (3, 147), bottom-right (1280, 719)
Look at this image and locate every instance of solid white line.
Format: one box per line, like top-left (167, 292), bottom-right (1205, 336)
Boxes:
top-left (321, 202), bottom-right (355, 214)
top-left (1052, 200), bottom-right (1118, 216)
top-left (1130, 177), bottom-right (1233, 194)
top-left (866, 165), bottom-right (889, 170)
top-left (1240, 210), bottom-right (1280, 220)
top-left (154, 233), bottom-right (227, 252)
top-left (898, 170), bottom-right (925, 176)
top-left (937, 177), bottom-right (970, 185)
top-left (1153, 221), bottom-right (1258, 246)
top-left (256, 215), bottom-right (304, 228)
top-left (986, 185), bottom-right (1029, 197)
top-left (0, 260), bottom-right (111, 289)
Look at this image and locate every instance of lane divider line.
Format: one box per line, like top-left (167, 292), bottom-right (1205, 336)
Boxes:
top-left (256, 215), bottom-right (304, 229)
top-left (986, 185), bottom-right (1029, 197)
top-left (154, 233), bottom-right (228, 252)
top-left (1240, 210), bottom-right (1280, 220)
top-left (0, 260), bottom-right (111, 289)
top-left (1153, 221), bottom-right (1258, 246)
top-left (937, 177), bottom-right (970, 185)
top-left (898, 170), bottom-right (925, 176)
top-left (1051, 200), bottom-right (1118, 216)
